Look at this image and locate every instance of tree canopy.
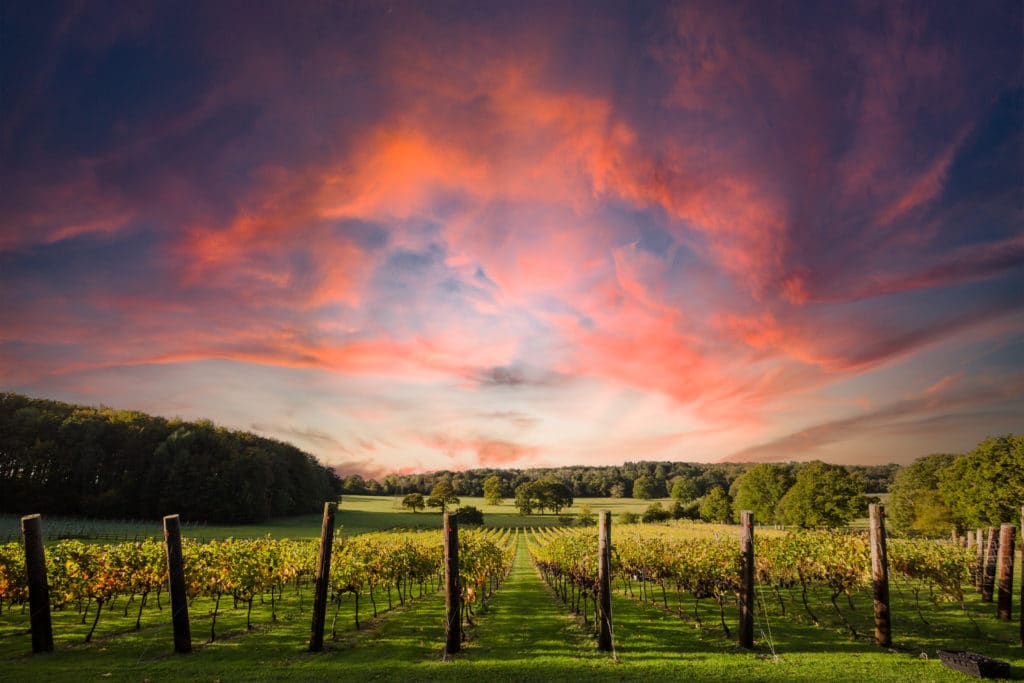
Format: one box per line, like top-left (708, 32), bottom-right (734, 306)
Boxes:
top-left (514, 478), bottom-right (573, 515)
top-left (775, 461), bottom-right (866, 528)
top-left (482, 474), bottom-right (505, 505)
top-left (698, 486), bottom-right (732, 523)
top-left (401, 492), bottom-right (426, 513)
top-left (0, 393), bottom-right (341, 523)
top-left (427, 479), bottom-right (460, 513)
top-left (730, 463), bottom-right (793, 524)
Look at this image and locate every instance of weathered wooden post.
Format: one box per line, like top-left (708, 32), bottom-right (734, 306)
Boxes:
top-left (597, 510), bottom-right (613, 652)
top-left (444, 512), bottom-right (461, 655)
top-left (976, 528), bottom-right (985, 590)
top-left (309, 502), bottom-right (337, 651)
top-left (163, 514), bottom-right (191, 654)
top-left (21, 514), bottom-right (53, 653)
top-left (996, 523), bottom-right (1015, 620)
top-left (869, 504), bottom-right (891, 648)
top-left (981, 526), bottom-right (999, 602)
top-left (739, 510), bottom-right (755, 649)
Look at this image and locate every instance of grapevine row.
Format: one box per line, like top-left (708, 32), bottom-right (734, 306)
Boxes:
top-left (0, 527), bottom-right (515, 644)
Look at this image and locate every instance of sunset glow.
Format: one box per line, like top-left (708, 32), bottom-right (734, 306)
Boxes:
top-left (1, 2), bottom-right (1021, 477)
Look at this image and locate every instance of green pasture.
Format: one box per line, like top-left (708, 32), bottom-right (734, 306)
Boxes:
top-left (2, 496), bottom-right (695, 542)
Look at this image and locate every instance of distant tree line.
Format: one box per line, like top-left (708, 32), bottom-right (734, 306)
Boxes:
top-left (887, 434), bottom-right (1022, 536)
top-left (0, 393), bottom-right (341, 523)
top-left (338, 460), bottom-right (898, 501)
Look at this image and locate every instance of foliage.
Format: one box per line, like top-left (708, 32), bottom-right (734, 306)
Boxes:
top-left (642, 502), bottom-right (672, 523)
top-left (888, 454), bottom-right (957, 535)
top-left (775, 461), bottom-right (866, 528)
top-left (938, 434), bottom-right (1024, 528)
top-left (632, 475), bottom-right (663, 499)
top-left (401, 493), bottom-right (425, 513)
top-left (482, 475), bottom-right (506, 505)
top-left (514, 479), bottom-right (573, 515)
top-left (575, 503), bottom-right (597, 526)
top-left (698, 487), bottom-right (732, 523)
top-left (729, 463), bottom-right (792, 524)
top-left (0, 393), bottom-right (341, 523)
top-left (669, 476), bottom-right (698, 503)
top-left (426, 480), bottom-right (460, 513)
top-left (457, 506), bottom-right (484, 526)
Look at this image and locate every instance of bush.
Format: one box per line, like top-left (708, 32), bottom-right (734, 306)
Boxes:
top-left (456, 505), bottom-right (484, 526)
top-left (672, 500), bottom-right (699, 520)
top-left (576, 503), bottom-right (597, 526)
top-left (618, 511), bottom-right (639, 524)
top-left (642, 502), bottom-right (672, 523)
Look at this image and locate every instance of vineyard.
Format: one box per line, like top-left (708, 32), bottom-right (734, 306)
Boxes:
top-left (528, 524), bottom-right (979, 640)
top-left (0, 509), bottom-right (1021, 682)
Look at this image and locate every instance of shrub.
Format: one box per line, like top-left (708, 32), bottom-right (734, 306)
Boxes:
top-left (457, 505), bottom-right (484, 526)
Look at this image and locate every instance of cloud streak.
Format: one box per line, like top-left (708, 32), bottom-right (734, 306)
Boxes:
top-left (1, 2), bottom-right (1021, 472)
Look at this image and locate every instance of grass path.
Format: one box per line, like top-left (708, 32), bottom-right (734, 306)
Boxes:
top-left (448, 530), bottom-right (608, 679)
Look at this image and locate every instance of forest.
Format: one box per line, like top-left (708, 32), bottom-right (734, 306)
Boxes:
top-left (0, 393), bottom-right (341, 523)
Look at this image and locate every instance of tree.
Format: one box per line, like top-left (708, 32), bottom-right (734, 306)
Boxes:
top-left (670, 476), bottom-right (697, 503)
top-left (401, 492), bottom-right (425, 513)
top-left (482, 475), bottom-right (505, 505)
top-left (938, 434), bottom-right (1024, 527)
top-left (730, 463), bottom-right (793, 524)
top-left (513, 479), bottom-right (573, 515)
top-left (699, 486), bottom-right (732, 523)
top-left (775, 461), bottom-right (866, 528)
top-left (427, 480), bottom-right (460, 513)
top-left (632, 475), bottom-right (661, 499)
top-left (514, 482), bottom-right (535, 515)
top-left (888, 453), bottom-right (956, 535)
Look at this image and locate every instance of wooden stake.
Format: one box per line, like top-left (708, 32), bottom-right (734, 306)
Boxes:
top-left (163, 514), bottom-right (191, 654)
top-left (869, 504), bottom-right (891, 648)
top-left (444, 512), bottom-right (461, 655)
top-left (739, 510), bottom-right (754, 649)
top-left (996, 523), bottom-right (1015, 620)
top-left (981, 526), bottom-right (999, 602)
top-left (597, 511), bottom-right (613, 652)
top-left (976, 528), bottom-right (985, 590)
top-left (21, 515), bottom-right (53, 653)
top-left (309, 502), bottom-right (337, 651)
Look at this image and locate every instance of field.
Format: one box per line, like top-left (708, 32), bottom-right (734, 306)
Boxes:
top-left (1, 496), bottom-right (1021, 682)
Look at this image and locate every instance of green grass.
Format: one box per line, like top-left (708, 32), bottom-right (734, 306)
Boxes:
top-left (2, 496), bottom-right (1023, 681)
top-left (0, 493), bottom-right (889, 541)
top-left (5, 528), bottom-right (1021, 682)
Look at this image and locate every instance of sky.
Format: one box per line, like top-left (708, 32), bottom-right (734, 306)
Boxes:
top-left (1, 1), bottom-right (1022, 478)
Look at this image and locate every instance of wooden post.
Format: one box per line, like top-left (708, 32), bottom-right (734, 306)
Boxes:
top-left (163, 514), bottom-right (191, 654)
top-left (21, 515), bottom-right (53, 653)
top-left (444, 512), bottom-right (461, 655)
top-left (309, 502), bottom-right (337, 651)
top-left (976, 528), bottom-right (985, 590)
top-left (597, 510), bottom-right (613, 651)
top-left (869, 504), bottom-right (891, 648)
top-left (981, 526), bottom-right (999, 602)
top-left (739, 510), bottom-right (754, 649)
top-left (996, 523), bottom-right (1015, 620)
